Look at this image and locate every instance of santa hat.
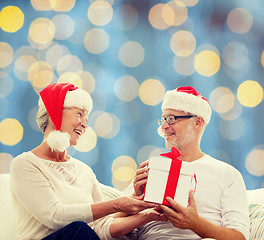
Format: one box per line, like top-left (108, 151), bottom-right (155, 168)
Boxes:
top-left (158, 86), bottom-right (211, 137)
top-left (39, 83), bottom-right (93, 152)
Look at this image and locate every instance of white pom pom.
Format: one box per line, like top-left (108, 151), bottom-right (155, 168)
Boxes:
top-left (45, 131), bottom-right (70, 152)
top-left (157, 126), bottom-right (165, 138)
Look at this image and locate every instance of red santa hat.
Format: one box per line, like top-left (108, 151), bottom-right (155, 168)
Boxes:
top-left (38, 83), bottom-right (93, 152)
top-left (158, 86), bottom-right (211, 137)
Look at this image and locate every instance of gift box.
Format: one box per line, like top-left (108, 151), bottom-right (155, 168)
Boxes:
top-left (144, 154), bottom-right (195, 207)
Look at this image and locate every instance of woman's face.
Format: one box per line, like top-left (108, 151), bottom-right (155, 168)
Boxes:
top-left (60, 107), bottom-right (89, 146)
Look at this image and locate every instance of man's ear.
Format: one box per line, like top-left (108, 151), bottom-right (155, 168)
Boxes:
top-left (195, 117), bottom-right (204, 129)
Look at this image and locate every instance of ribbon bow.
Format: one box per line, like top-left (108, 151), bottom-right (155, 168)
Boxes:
top-left (160, 146), bottom-right (181, 160)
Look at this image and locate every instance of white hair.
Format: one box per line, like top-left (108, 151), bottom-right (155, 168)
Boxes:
top-left (36, 106), bottom-right (49, 133)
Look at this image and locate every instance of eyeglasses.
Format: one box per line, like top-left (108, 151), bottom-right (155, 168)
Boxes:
top-left (158, 115), bottom-right (197, 126)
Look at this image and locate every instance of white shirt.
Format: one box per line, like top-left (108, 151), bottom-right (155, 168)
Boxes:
top-left (125, 154), bottom-right (250, 240)
top-left (10, 151), bottom-right (114, 240)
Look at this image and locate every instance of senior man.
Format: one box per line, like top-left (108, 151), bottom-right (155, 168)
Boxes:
top-left (132, 86), bottom-right (250, 240)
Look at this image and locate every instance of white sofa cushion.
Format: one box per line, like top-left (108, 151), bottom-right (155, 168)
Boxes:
top-left (0, 174), bottom-right (17, 240)
top-left (247, 189), bottom-right (264, 205)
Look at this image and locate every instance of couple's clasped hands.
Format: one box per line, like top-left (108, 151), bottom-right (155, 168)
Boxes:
top-left (114, 193), bottom-right (167, 222)
top-left (132, 160), bottom-right (200, 230)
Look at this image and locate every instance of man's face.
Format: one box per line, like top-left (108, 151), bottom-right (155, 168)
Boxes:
top-left (161, 109), bottom-right (196, 150)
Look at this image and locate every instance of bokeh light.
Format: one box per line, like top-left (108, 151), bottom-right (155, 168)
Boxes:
top-left (84, 28), bottom-right (109, 54)
top-left (119, 41), bottom-right (144, 67)
top-left (149, 4), bottom-right (171, 30)
top-left (45, 44), bottom-right (70, 68)
top-left (180, 0), bottom-right (199, 7)
top-left (88, 1), bottom-right (113, 26)
top-left (166, 1), bottom-right (188, 27)
top-left (0, 42), bottom-right (14, 68)
top-left (0, 118), bottom-right (23, 146)
top-left (237, 81), bottom-right (263, 107)
top-left (31, 0), bottom-right (53, 11)
top-left (94, 111), bottom-right (120, 138)
top-left (57, 72), bottom-right (82, 87)
top-left (137, 145), bottom-right (162, 164)
top-left (28, 18), bottom-right (55, 46)
top-left (50, 0), bottom-right (76, 12)
top-left (112, 155), bottom-right (137, 190)
top-left (227, 8), bottom-right (253, 34)
top-left (209, 87), bottom-right (235, 114)
top-left (139, 79), bottom-right (165, 105)
top-left (114, 75), bottom-right (139, 102)
top-left (56, 71), bottom-right (88, 93)
top-left (194, 50), bottom-right (220, 77)
top-left (52, 14), bottom-right (74, 40)
top-left (245, 145), bottom-right (264, 176)
top-left (28, 61), bottom-right (54, 88)
top-left (0, 72), bottom-right (13, 98)
top-left (173, 54), bottom-right (196, 76)
top-left (222, 41), bottom-right (248, 69)
top-left (261, 50), bottom-right (264, 68)
top-left (218, 98), bottom-right (242, 121)
top-left (0, 6), bottom-right (24, 33)
top-left (1, 0), bottom-right (264, 190)
top-left (170, 30), bottom-right (196, 57)
top-left (79, 71), bottom-right (96, 93)
top-left (14, 54), bottom-right (36, 81)
top-left (57, 55), bottom-right (83, 75)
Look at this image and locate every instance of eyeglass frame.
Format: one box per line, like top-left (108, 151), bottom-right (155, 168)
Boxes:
top-left (158, 115), bottom-right (197, 126)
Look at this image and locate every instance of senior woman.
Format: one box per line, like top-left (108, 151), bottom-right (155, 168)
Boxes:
top-left (10, 83), bottom-right (166, 240)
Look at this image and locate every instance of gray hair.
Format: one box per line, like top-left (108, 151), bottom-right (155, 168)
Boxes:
top-left (36, 106), bottom-right (49, 133)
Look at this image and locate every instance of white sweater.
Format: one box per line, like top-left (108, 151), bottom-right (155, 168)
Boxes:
top-left (124, 154), bottom-right (250, 240)
top-left (10, 151), bottom-right (114, 240)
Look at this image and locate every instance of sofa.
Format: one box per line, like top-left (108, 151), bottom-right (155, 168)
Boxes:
top-left (1, 173), bottom-right (263, 240)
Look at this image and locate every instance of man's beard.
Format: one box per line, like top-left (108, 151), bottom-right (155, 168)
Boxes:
top-left (165, 123), bottom-right (195, 150)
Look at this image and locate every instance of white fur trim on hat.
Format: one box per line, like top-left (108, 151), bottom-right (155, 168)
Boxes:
top-left (64, 88), bottom-right (93, 112)
top-left (38, 88), bottom-right (93, 113)
top-left (45, 130), bottom-right (70, 152)
top-left (161, 90), bottom-right (212, 125)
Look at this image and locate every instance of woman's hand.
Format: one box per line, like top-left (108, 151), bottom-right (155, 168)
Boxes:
top-left (140, 206), bottom-right (168, 222)
top-left (114, 195), bottom-right (158, 215)
top-left (133, 160), bottom-right (149, 196)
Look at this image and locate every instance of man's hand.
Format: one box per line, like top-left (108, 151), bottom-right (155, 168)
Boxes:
top-left (160, 190), bottom-right (199, 230)
top-left (160, 190), bottom-right (246, 240)
top-left (133, 160), bottom-right (149, 196)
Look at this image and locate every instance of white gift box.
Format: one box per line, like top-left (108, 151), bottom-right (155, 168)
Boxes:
top-left (144, 156), bottom-right (195, 207)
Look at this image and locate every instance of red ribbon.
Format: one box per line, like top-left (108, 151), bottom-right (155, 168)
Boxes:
top-left (162, 159), bottom-right (182, 206)
top-left (160, 147), bottom-right (182, 206)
